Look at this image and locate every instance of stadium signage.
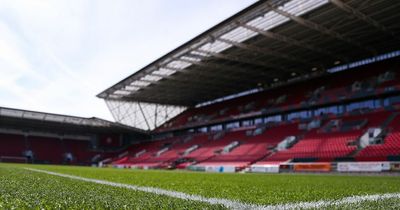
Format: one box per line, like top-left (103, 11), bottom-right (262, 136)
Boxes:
top-left (293, 163), bottom-right (331, 172)
top-left (391, 163), bottom-right (400, 171)
top-left (337, 162), bottom-right (390, 172)
top-left (204, 166), bottom-right (236, 173)
top-left (250, 165), bottom-right (279, 173)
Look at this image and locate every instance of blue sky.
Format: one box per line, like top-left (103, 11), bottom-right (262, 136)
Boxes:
top-left (0, 0), bottom-right (256, 120)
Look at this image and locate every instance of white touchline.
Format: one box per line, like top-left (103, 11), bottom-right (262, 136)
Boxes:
top-left (25, 168), bottom-right (260, 210)
top-left (25, 168), bottom-right (400, 210)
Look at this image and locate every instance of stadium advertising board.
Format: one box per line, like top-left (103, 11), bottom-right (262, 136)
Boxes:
top-left (293, 163), bottom-right (331, 172)
top-left (204, 166), bottom-right (236, 173)
top-left (337, 162), bottom-right (390, 172)
top-left (250, 165), bottom-right (280, 173)
top-left (114, 165), bottom-right (125, 169)
top-left (391, 163), bottom-right (400, 171)
top-left (186, 165), bottom-right (206, 172)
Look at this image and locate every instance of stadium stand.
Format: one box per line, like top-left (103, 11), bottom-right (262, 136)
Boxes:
top-left (158, 60), bottom-right (400, 131)
top-left (355, 114), bottom-right (400, 161)
top-left (28, 136), bottom-right (64, 164)
top-left (0, 107), bottom-right (148, 165)
top-left (265, 131), bottom-right (359, 162)
top-left (0, 133), bottom-right (26, 159)
top-left (108, 57), bottom-right (400, 169)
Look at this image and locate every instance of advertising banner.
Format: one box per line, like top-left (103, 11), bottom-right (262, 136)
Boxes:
top-left (250, 165), bottom-right (280, 173)
top-left (204, 166), bottom-right (236, 173)
top-left (337, 162), bottom-right (390, 172)
top-left (113, 164), bottom-right (125, 169)
top-left (187, 165), bottom-right (205, 172)
top-left (391, 163), bottom-right (400, 171)
top-left (293, 163), bottom-right (331, 172)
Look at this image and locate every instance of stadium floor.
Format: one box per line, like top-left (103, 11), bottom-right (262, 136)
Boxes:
top-left (1, 163), bottom-right (399, 209)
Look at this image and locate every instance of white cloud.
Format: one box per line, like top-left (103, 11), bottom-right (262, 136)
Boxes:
top-left (0, 0), bottom-right (256, 121)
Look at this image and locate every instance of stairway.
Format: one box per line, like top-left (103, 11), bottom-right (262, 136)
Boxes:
top-left (381, 112), bottom-right (399, 128)
top-left (252, 151), bottom-right (275, 165)
top-left (347, 112), bottom-right (399, 158)
top-left (347, 146), bottom-right (362, 157)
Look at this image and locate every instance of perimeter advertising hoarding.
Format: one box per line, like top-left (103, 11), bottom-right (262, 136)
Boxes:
top-left (337, 162), bottom-right (390, 172)
top-left (391, 163), bottom-right (400, 171)
top-left (204, 166), bottom-right (236, 173)
top-left (293, 163), bottom-right (331, 172)
top-left (250, 165), bottom-right (280, 173)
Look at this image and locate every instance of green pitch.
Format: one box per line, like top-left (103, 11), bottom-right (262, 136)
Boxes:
top-left (0, 163), bottom-right (399, 209)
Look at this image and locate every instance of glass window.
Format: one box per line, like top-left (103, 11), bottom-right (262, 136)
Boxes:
top-left (210, 124), bottom-right (223, 131)
top-left (287, 111), bottom-right (312, 121)
top-left (242, 120), bottom-right (253, 126)
top-left (374, 100), bottom-right (381, 108)
top-left (346, 100), bottom-right (375, 112)
top-left (254, 118), bottom-right (263, 125)
top-left (197, 127), bottom-right (208, 133)
top-left (226, 122), bottom-right (240, 129)
top-left (389, 96), bottom-right (400, 105)
top-left (264, 115), bottom-right (282, 123)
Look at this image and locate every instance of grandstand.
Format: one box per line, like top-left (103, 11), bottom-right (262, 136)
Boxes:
top-left (0, 107), bottom-right (148, 165)
top-left (1, 0), bottom-right (400, 174)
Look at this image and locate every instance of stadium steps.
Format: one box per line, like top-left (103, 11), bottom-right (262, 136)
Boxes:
top-left (285, 134), bottom-right (303, 150)
top-left (239, 153), bottom-right (272, 173)
top-left (346, 112), bottom-right (398, 158)
top-left (381, 112), bottom-right (399, 128)
top-left (252, 150), bottom-right (275, 165)
top-left (347, 132), bottom-right (377, 158)
top-left (347, 146), bottom-right (363, 157)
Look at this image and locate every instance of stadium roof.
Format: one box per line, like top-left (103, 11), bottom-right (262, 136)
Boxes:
top-left (0, 106), bottom-right (146, 133)
top-left (98, 0), bottom-right (400, 106)
top-left (98, 0), bottom-right (400, 130)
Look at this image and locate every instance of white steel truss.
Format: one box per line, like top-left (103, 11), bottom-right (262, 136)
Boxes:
top-left (105, 100), bottom-right (186, 130)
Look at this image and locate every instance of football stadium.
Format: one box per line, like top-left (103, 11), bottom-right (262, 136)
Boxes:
top-left (1, 0), bottom-right (400, 209)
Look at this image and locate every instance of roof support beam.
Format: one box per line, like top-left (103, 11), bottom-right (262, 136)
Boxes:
top-left (181, 55), bottom-right (276, 77)
top-left (139, 78), bottom-right (160, 83)
top-left (329, 0), bottom-right (398, 39)
top-left (263, 2), bottom-right (376, 56)
top-left (163, 71), bottom-right (257, 87)
top-left (150, 73), bottom-right (171, 78)
top-left (126, 84), bottom-right (148, 88)
top-left (157, 75), bottom-right (250, 90)
top-left (129, 87), bottom-right (236, 105)
top-left (137, 86), bottom-right (234, 101)
top-left (195, 49), bottom-right (291, 72)
top-left (160, 63), bottom-right (261, 84)
top-left (178, 57), bottom-right (281, 78)
top-left (137, 102), bottom-right (151, 130)
top-left (154, 60), bottom-right (262, 87)
top-left (240, 23), bottom-right (346, 62)
top-left (132, 74), bottom-right (252, 95)
top-left (155, 64), bottom-right (264, 84)
top-left (217, 37), bottom-right (318, 70)
top-left (110, 62), bottom-right (256, 97)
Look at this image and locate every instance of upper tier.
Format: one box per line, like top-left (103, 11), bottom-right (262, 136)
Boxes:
top-left (158, 58), bottom-right (400, 132)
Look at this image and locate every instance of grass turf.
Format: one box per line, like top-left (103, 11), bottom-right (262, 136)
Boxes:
top-left (0, 164), bottom-right (222, 209)
top-left (1, 163), bottom-right (400, 209)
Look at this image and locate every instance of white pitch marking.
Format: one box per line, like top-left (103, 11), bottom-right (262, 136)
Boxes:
top-left (25, 168), bottom-right (260, 209)
top-left (25, 168), bottom-right (400, 210)
top-left (262, 193), bottom-right (400, 209)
